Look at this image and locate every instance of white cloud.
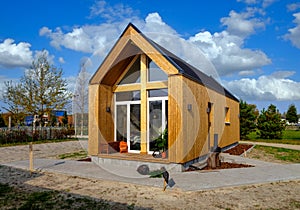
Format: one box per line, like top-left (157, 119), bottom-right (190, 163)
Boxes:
top-left (237, 0), bottom-right (258, 4)
top-left (187, 30), bottom-right (271, 75)
top-left (262, 0), bottom-right (276, 8)
top-left (284, 12), bottom-right (300, 48)
top-left (224, 71), bottom-right (300, 101)
top-left (40, 3), bottom-right (272, 77)
top-left (89, 0), bottom-right (134, 22)
top-left (220, 8), bottom-right (266, 38)
top-left (58, 57), bottom-right (65, 64)
top-left (33, 49), bottom-right (55, 65)
top-left (39, 19), bottom-right (143, 55)
top-left (0, 39), bottom-right (33, 69)
top-left (287, 3), bottom-right (300, 12)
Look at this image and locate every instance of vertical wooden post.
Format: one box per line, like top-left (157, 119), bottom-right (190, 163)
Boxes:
top-left (29, 142), bottom-right (33, 173)
top-left (163, 180), bottom-right (167, 191)
top-left (244, 149), bottom-right (247, 157)
top-left (140, 54), bottom-right (147, 154)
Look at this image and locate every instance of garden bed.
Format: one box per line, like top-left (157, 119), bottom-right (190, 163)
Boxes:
top-left (186, 144), bottom-right (254, 171)
top-left (224, 144), bottom-right (254, 155)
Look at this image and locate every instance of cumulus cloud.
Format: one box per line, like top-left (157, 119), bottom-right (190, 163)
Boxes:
top-left (58, 57), bottom-right (65, 64)
top-left (221, 8), bottom-right (266, 38)
top-left (237, 0), bottom-right (258, 4)
top-left (0, 39), bottom-right (33, 69)
top-left (284, 12), bottom-right (300, 48)
top-left (187, 30), bottom-right (271, 75)
top-left (33, 49), bottom-right (55, 65)
top-left (224, 71), bottom-right (300, 101)
top-left (287, 3), bottom-right (300, 11)
top-left (237, 0), bottom-right (275, 8)
top-left (40, 8), bottom-right (271, 77)
top-left (37, 0), bottom-right (300, 103)
top-left (89, 0), bottom-right (134, 22)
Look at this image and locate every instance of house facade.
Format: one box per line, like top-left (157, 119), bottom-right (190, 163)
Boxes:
top-left (88, 23), bottom-right (240, 167)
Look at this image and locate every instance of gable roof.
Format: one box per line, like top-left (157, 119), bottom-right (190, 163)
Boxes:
top-left (90, 23), bottom-right (239, 102)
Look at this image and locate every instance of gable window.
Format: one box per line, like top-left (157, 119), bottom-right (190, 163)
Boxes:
top-left (118, 57), bottom-right (141, 85)
top-left (225, 107), bottom-right (230, 124)
top-left (148, 59), bottom-right (168, 82)
top-left (116, 91), bottom-right (140, 101)
top-left (148, 88), bottom-right (168, 97)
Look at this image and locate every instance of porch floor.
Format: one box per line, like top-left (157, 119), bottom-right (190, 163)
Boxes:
top-left (98, 152), bottom-right (170, 164)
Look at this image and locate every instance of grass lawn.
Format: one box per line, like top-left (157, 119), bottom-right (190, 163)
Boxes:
top-left (253, 145), bottom-right (300, 163)
top-left (58, 150), bottom-right (88, 160)
top-left (245, 130), bottom-right (300, 145)
top-left (0, 138), bottom-right (79, 147)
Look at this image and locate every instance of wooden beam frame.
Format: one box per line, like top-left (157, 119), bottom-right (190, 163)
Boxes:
top-left (113, 55), bottom-right (139, 88)
top-left (111, 53), bottom-right (168, 155)
top-left (140, 54), bottom-right (148, 154)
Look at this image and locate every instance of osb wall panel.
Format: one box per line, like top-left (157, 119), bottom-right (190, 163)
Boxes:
top-left (88, 85), bottom-right (100, 156)
top-left (98, 84), bottom-right (114, 144)
top-left (168, 75), bottom-right (183, 163)
top-left (180, 77), bottom-right (211, 163)
top-left (173, 77), bottom-right (239, 164)
top-left (219, 97), bottom-right (240, 148)
top-left (88, 84), bottom-right (114, 156)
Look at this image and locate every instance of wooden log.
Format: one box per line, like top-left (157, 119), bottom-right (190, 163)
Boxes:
top-left (29, 142), bottom-right (33, 173)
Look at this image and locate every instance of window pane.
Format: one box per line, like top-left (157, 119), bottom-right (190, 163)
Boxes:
top-left (148, 60), bottom-right (168, 82)
top-left (119, 57), bottom-right (140, 85)
top-left (148, 89), bottom-right (168, 97)
top-left (116, 91), bottom-right (140, 101)
top-left (130, 104), bottom-right (141, 151)
top-left (116, 105), bottom-right (127, 141)
top-left (149, 100), bottom-right (163, 151)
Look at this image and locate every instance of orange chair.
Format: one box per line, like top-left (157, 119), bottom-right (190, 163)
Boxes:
top-left (119, 141), bottom-right (128, 153)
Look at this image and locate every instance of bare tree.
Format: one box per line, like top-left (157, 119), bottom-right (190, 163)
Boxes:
top-left (73, 58), bottom-right (91, 136)
top-left (2, 50), bottom-right (72, 126)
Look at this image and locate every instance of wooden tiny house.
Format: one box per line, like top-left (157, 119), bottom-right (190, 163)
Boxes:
top-left (88, 23), bottom-right (239, 167)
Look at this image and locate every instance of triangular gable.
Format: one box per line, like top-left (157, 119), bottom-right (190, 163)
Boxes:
top-left (89, 23), bottom-right (239, 102)
top-left (89, 23), bottom-right (179, 85)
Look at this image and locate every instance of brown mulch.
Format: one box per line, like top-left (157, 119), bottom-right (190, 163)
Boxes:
top-left (202, 162), bottom-right (253, 170)
top-left (186, 144), bottom-right (255, 171)
top-left (224, 144), bottom-right (254, 155)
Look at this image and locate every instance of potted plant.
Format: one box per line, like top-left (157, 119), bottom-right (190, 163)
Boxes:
top-left (154, 128), bottom-right (168, 158)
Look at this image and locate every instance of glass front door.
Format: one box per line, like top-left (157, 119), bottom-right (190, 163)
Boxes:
top-left (115, 102), bottom-right (141, 152)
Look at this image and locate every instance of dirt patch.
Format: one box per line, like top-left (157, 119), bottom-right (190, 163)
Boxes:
top-left (187, 144), bottom-right (255, 171)
top-left (186, 161), bottom-right (253, 171)
top-left (0, 165), bottom-right (299, 210)
top-left (0, 141), bottom-right (299, 209)
top-left (224, 144), bottom-right (254, 155)
top-left (202, 162), bottom-right (253, 170)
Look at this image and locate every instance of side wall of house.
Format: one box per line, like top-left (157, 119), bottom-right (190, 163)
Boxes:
top-left (168, 76), bottom-right (239, 164)
top-left (168, 75), bottom-right (183, 163)
top-left (219, 97), bottom-right (240, 148)
top-left (88, 84), bottom-right (100, 156)
top-left (88, 84), bottom-right (114, 156)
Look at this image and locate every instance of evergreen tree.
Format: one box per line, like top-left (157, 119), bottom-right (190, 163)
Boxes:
top-left (50, 114), bottom-right (57, 127)
top-left (256, 104), bottom-right (285, 139)
top-left (239, 100), bottom-right (258, 139)
top-left (62, 111), bottom-right (69, 127)
top-left (286, 104), bottom-right (298, 124)
top-left (0, 113), bottom-right (5, 127)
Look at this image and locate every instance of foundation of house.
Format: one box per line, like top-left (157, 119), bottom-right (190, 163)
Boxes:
top-left (91, 155), bottom-right (185, 173)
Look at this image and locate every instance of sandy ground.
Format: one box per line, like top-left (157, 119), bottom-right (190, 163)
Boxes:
top-left (0, 140), bottom-right (300, 209)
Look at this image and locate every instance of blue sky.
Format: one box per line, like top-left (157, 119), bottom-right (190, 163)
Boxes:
top-left (1, 0), bottom-right (300, 113)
